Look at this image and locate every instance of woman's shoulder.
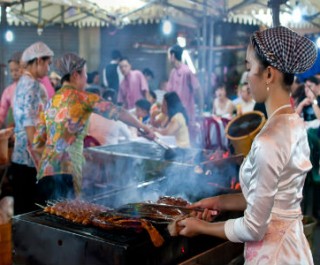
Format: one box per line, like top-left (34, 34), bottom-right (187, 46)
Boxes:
top-left (254, 113), bottom-right (303, 150)
top-left (171, 112), bottom-right (187, 125)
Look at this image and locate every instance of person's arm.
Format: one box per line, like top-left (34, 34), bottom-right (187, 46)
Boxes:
top-left (227, 101), bottom-right (235, 117)
top-left (154, 119), bottom-right (178, 136)
top-left (0, 86), bottom-right (13, 127)
top-left (189, 192), bottom-right (246, 213)
top-left (295, 97), bottom-right (311, 115)
top-left (102, 67), bottom-right (108, 88)
top-left (23, 80), bottom-right (42, 144)
top-left (178, 218), bottom-right (227, 239)
top-left (90, 94), bottom-right (154, 139)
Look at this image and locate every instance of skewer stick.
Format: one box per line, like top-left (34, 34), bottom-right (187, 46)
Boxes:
top-left (35, 203), bottom-right (45, 209)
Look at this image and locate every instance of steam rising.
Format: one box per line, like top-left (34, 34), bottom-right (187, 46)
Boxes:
top-left (82, 142), bottom-right (238, 208)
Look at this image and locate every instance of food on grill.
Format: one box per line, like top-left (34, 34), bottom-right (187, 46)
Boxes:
top-left (156, 196), bottom-right (190, 206)
top-left (92, 213), bottom-right (165, 247)
top-left (43, 200), bottom-right (164, 247)
top-left (44, 200), bottom-right (111, 225)
top-left (117, 196), bottom-right (191, 221)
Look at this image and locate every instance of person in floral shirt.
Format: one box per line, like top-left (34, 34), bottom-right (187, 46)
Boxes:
top-left (32, 53), bottom-right (154, 203)
top-left (11, 42), bottom-right (54, 215)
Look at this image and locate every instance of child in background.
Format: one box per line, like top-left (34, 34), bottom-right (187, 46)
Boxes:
top-left (148, 90), bottom-right (161, 117)
top-left (135, 99), bottom-right (151, 125)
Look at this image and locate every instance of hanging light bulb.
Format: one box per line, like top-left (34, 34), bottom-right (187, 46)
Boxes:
top-left (162, 19), bottom-right (172, 35)
top-left (5, 29), bottom-right (14, 42)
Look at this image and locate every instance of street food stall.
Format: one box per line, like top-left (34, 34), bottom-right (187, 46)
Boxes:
top-left (13, 142), bottom-right (244, 265)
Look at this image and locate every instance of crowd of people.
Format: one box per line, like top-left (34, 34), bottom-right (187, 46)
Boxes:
top-left (0, 25), bottom-right (319, 264)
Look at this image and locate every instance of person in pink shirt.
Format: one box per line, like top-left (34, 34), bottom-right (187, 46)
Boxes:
top-left (0, 51), bottom-right (23, 128)
top-left (40, 75), bottom-right (55, 99)
top-left (166, 45), bottom-right (203, 123)
top-left (117, 57), bottom-right (149, 110)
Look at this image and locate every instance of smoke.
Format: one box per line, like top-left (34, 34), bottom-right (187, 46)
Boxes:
top-left (82, 142), bottom-right (239, 208)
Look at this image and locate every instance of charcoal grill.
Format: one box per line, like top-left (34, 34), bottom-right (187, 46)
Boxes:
top-left (13, 210), bottom-right (243, 265)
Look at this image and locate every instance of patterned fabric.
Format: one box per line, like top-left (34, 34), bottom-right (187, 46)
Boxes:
top-left (54, 53), bottom-right (86, 79)
top-left (12, 74), bottom-right (48, 167)
top-left (21, 42), bottom-right (54, 63)
top-left (0, 82), bottom-right (17, 125)
top-left (117, 70), bottom-right (149, 110)
top-left (33, 85), bottom-right (121, 194)
top-left (224, 113), bottom-right (313, 264)
top-left (166, 63), bottom-right (200, 122)
top-left (252, 26), bottom-right (317, 74)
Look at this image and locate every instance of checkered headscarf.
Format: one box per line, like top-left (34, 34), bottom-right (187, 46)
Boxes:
top-left (251, 26), bottom-right (317, 74)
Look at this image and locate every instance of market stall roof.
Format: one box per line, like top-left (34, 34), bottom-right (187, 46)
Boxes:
top-left (0, 0), bottom-right (319, 33)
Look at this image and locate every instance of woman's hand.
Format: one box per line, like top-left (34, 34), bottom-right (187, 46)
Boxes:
top-left (177, 217), bottom-right (208, 237)
top-left (139, 126), bottom-right (155, 140)
top-left (187, 197), bottom-right (221, 221)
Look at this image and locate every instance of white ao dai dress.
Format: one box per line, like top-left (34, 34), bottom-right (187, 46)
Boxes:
top-left (224, 112), bottom-right (314, 265)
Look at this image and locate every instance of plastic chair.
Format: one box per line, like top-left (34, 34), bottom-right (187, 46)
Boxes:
top-left (84, 135), bottom-right (101, 148)
top-left (203, 117), bottom-right (223, 150)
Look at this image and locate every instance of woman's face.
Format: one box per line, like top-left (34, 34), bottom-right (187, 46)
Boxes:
top-left (37, 57), bottom-right (52, 78)
top-left (245, 45), bottom-right (267, 103)
top-left (9, 61), bottom-right (22, 82)
top-left (77, 65), bottom-right (88, 90)
top-left (215, 87), bottom-right (226, 99)
top-left (161, 99), bottom-right (168, 115)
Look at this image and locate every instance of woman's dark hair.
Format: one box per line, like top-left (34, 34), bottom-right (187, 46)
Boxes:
top-left (26, 56), bottom-right (51, 66)
top-left (60, 70), bottom-right (82, 85)
top-left (149, 90), bottom-right (157, 100)
top-left (250, 37), bottom-right (294, 88)
top-left (292, 84), bottom-right (306, 105)
top-left (164, 91), bottom-right (189, 125)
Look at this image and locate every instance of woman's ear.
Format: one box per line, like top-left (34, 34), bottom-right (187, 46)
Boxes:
top-left (266, 66), bottom-right (276, 83)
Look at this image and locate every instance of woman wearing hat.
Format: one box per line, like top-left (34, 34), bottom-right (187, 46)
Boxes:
top-left (11, 41), bottom-right (54, 214)
top-left (32, 53), bottom-right (154, 204)
top-left (170, 26), bottom-right (317, 264)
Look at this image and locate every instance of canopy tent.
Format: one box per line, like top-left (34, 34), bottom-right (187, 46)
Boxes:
top-left (0, 0), bottom-right (319, 34)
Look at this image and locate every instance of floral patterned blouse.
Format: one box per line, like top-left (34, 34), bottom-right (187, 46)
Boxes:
top-left (33, 85), bottom-right (120, 194)
top-left (12, 74), bottom-right (48, 167)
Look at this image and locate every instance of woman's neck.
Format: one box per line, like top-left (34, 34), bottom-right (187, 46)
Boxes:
top-left (24, 67), bottom-right (38, 80)
top-left (62, 81), bottom-right (78, 90)
top-left (265, 90), bottom-right (293, 118)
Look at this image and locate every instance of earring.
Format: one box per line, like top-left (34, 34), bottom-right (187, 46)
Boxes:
top-left (266, 82), bottom-right (269, 92)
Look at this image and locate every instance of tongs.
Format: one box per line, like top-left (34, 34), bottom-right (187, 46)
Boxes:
top-left (117, 202), bottom-right (205, 213)
top-left (137, 128), bottom-right (170, 150)
top-left (137, 128), bottom-right (177, 159)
